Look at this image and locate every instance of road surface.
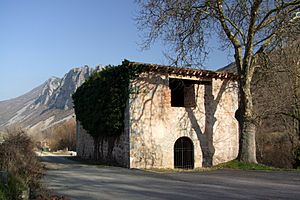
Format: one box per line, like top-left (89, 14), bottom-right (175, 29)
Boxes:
top-left (41, 154), bottom-right (300, 200)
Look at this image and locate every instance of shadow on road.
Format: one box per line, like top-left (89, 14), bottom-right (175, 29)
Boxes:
top-left (40, 155), bottom-right (76, 163)
top-left (41, 154), bottom-right (300, 200)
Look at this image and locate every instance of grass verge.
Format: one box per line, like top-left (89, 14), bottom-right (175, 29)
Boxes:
top-left (66, 157), bottom-right (300, 172)
top-left (146, 160), bottom-right (282, 173)
top-left (213, 160), bottom-right (276, 170)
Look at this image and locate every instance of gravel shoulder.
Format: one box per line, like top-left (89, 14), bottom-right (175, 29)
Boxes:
top-left (40, 154), bottom-right (300, 200)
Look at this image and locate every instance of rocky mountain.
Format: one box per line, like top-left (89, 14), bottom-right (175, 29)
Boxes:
top-left (0, 65), bottom-right (97, 134)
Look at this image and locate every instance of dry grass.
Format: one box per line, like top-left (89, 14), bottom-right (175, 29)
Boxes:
top-left (0, 128), bottom-right (45, 199)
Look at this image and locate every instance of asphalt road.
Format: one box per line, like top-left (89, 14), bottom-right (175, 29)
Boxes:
top-left (41, 155), bottom-right (300, 200)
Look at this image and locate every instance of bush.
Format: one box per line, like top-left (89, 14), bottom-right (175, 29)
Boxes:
top-left (0, 128), bottom-right (44, 199)
top-left (293, 146), bottom-right (300, 169)
top-left (0, 183), bottom-right (8, 200)
top-left (0, 173), bottom-right (28, 200)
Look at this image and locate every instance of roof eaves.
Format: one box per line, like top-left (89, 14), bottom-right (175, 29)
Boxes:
top-left (128, 61), bottom-right (239, 80)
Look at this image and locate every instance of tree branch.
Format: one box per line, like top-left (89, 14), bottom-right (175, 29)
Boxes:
top-left (256, 1), bottom-right (300, 32)
top-left (216, 0), bottom-right (243, 72)
top-left (243, 0), bottom-right (262, 75)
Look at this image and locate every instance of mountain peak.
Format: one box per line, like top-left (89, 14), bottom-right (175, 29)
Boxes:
top-left (0, 65), bottom-right (95, 132)
top-left (48, 66), bottom-right (94, 110)
top-left (48, 76), bottom-right (60, 81)
top-left (34, 76), bottom-right (61, 106)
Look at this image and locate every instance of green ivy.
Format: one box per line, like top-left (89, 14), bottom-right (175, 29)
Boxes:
top-left (72, 60), bottom-right (145, 138)
top-left (293, 146), bottom-right (300, 169)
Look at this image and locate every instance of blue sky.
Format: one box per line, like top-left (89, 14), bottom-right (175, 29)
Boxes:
top-left (0, 0), bottom-right (232, 101)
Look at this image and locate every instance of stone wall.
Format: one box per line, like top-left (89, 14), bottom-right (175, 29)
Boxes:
top-left (76, 121), bottom-right (94, 159)
top-left (76, 121), bottom-right (129, 167)
top-left (128, 72), bottom-right (239, 169)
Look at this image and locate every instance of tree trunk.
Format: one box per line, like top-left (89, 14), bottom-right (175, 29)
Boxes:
top-left (238, 75), bottom-right (258, 163)
top-left (297, 119), bottom-right (300, 141)
top-left (93, 136), bottom-right (100, 161)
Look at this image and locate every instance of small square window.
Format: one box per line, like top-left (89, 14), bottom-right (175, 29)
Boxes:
top-left (169, 78), bottom-right (196, 107)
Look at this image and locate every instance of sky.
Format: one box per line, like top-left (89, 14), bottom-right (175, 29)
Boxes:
top-left (0, 0), bottom-right (233, 101)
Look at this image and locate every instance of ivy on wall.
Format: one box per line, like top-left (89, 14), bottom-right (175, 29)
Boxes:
top-left (72, 60), bottom-right (145, 138)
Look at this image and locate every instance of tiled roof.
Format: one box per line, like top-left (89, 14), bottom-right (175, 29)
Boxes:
top-left (128, 61), bottom-right (239, 80)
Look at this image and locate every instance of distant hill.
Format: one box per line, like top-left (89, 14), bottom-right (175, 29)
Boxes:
top-left (0, 65), bottom-right (98, 134)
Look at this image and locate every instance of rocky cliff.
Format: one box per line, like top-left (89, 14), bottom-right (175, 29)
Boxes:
top-left (0, 65), bottom-right (97, 134)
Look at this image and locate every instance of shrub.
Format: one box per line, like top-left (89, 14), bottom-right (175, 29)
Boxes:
top-left (293, 146), bottom-right (300, 169)
top-left (0, 128), bottom-right (44, 199)
top-left (0, 183), bottom-right (8, 200)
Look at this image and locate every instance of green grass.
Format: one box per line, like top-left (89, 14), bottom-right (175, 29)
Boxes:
top-left (0, 174), bottom-right (28, 200)
top-left (214, 160), bottom-right (276, 170)
top-left (0, 183), bottom-right (8, 200)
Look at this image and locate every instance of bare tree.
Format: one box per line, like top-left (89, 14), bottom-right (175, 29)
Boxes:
top-left (253, 39), bottom-right (300, 167)
top-left (136, 0), bottom-right (300, 163)
top-left (43, 120), bottom-right (76, 152)
top-left (269, 39), bottom-right (300, 138)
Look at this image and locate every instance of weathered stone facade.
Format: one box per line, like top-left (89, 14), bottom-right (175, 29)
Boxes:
top-left (129, 72), bottom-right (239, 168)
top-left (76, 63), bottom-right (239, 169)
top-left (76, 121), bottom-right (129, 167)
